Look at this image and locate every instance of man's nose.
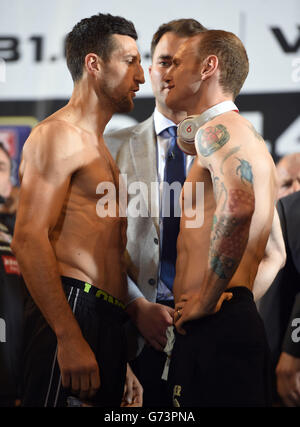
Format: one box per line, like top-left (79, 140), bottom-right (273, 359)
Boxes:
top-left (137, 64), bottom-right (145, 84)
top-left (163, 66), bottom-right (173, 82)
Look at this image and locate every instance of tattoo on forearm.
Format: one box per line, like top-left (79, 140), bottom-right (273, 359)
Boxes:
top-left (209, 189), bottom-right (255, 279)
top-left (210, 214), bottom-right (242, 279)
top-left (210, 252), bottom-right (238, 280)
top-left (196, 124), bottom-right (230, 157)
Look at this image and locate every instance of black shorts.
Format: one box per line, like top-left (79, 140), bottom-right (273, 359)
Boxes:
top-left (168, 286), bottom-right (272, 407)
top-left (21, 276), bottom-right (128, 407)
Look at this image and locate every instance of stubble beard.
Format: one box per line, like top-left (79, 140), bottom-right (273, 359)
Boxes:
top-left (114, 95), bottom-right (134, 113)
top-left (100, 81), bottom-right (134, 114)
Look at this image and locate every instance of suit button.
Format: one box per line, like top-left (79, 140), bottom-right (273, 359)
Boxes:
top-left (148, 278), bottom-right (156, 286)
top-left (154, 238), bottom-right (159, 245)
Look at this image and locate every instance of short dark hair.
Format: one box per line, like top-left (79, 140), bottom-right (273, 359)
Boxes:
top-left (195, 30), bottom-right (249, 99)
top-left (66, 13), bottom-right (138, 82)
top-left (151, 18), bottom-right (207, 58)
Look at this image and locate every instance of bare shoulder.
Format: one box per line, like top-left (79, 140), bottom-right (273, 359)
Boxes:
top-left (194, 111), bottom-right (276, 191)
top-left (22, 118), bottom-right (87, 174)
top-left (224, 113), bottom-right (265, 143)
top-left (25, 118), bottom-right (85, 153)
top-left (195, 112), bottom-right (269, 160)
top-left (206, 112), bottom-right (264, 142)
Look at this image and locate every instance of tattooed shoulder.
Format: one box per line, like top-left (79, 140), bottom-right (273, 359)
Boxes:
top-left (196, 124), bottom-right (230, 157)
top-left (248, 123), bottom-right (264, 142)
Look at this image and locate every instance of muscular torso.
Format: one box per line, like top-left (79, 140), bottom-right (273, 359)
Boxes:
top-left (173, 113), bottom-right (277, 303)
top-left (53, 144), bottom-right (127, 301)
top-left (20, 113), bottom-right (127, 302)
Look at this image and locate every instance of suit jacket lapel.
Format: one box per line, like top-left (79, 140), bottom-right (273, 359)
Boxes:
top-left (129, 115), bottom-right (160, 234)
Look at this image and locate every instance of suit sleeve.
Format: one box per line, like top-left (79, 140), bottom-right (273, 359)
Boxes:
top-left (279, 195), bottom-right (300, 357)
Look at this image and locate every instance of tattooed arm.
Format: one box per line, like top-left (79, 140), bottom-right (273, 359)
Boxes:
top-left (175, 122), bottom-right (255, 333)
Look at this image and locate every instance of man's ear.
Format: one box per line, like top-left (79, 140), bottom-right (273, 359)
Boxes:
top-left (200, 55), bottom-right (218, 81)
top-left (84, 53), bottom-right (101, 77)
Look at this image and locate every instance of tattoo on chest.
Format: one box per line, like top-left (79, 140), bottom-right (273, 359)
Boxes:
top-left (196, 124), bottom-right (230, 157)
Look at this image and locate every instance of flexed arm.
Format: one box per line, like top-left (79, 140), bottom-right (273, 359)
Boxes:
top-left (175, 122), bottom-right (255, 332)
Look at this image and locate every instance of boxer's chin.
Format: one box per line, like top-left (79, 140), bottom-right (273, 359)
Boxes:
top-left (115, 96), bottom-right (134, 114)
top-left (165, 92), bottom-right (178, 110)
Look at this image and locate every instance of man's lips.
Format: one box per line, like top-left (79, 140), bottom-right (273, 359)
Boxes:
top-left (162, 85), bottom-right (174, 91)
top-left (130, 88), bottom-right (139, 97)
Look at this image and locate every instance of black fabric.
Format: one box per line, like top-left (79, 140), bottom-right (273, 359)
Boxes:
top-left (130, 299), bottom-right (174, 407)
top-left (282, 292), bottom-right (300, 357)
top-left (258, 192), bottom-right (300, 401)
top-left (168, 287), bottom-right (272, 407)
top-left (0, 216), bottom-right (26, 407)
top-left (0, 213), bottom-right (16, 235)
top-left (21, 277), bottom-right (127, 407)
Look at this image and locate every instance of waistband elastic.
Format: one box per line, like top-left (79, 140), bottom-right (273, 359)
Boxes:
top-left (61, 276), bottom-right (125, 310)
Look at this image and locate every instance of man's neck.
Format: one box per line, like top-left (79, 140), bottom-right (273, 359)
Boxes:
top-left (67, 82), bottom-right (113, 136)
top-left (155, 102), bottom-right (187, 125)
top-left (188, 90), bottom-right (233, 116)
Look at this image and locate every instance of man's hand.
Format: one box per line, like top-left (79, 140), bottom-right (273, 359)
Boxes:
top-left (57, 334), bottom-right (100, 401)
top-left (121, 364), bottom-right (143, 407)
top-left (276, 352), bottom-right (300, 407)
top-left (126, 298), bottom-right (174, 351)
top-left (174, 291), bottom-right (233, 335)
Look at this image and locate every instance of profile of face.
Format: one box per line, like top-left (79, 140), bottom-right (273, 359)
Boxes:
top-left (97, 34), bottom-right (145, 113)
top-left (164, 36), bottom-right (203, 114)
top-left (149, 32), bottom-right (188, 114)
top-left (276, 153), bottom-right (300, 199)
top-left (0, 147), bottom-right (12, 200)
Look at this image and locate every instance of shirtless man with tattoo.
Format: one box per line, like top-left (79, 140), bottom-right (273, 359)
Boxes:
top-left (164, 30), bottom-right (277, 407)
top-left (12, 13), bottom-right (144, 407)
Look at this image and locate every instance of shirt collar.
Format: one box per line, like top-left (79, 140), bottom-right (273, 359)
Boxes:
top-left (154, 108), bottom-right (177, 136)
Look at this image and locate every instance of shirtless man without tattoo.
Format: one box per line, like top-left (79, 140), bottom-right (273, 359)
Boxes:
top-left (11, 13), bottom-right (144, 407)
top-left (164, 30), bottom-right (277, 407)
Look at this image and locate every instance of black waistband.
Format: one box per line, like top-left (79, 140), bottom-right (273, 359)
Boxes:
top-left (179, 286), bottom-right (255, 334)
top-left (225, 286), bottom-right (254, 300)
top-left (61, 276), bottom-right (125, 310)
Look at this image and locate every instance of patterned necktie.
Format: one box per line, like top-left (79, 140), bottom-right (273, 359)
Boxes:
top-left (160, 126), bottom-right (186, 291)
